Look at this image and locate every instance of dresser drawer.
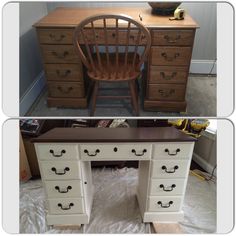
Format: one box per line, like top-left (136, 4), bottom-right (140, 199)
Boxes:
top-left (40, 161), bottom-right (81, 180)
top-left (148, 196), bottom-right (183, 212)
top-left (149, 66), bottom-right (188, 84)
top-left (153, 143), bottom-right (194, 160)
top-left (151, 47), bottom-right (192, 66)
top-left (47, 198), bottom-right (84, 215)
top-left (48, 81), bottom-right (85, 98)
top-left (151, 160), bottom-right (190, 178)
top-left (41, 45), bottom-right (79, 63)
top-left (80, 143), bottom-right (152, 161)
top-left (149, 179), bottom-right (186, 196)
top-left (44, 180), bottom-right (83, 198)
top-left (37, 28), bottom-right (74, 44)
top-left (35, 143), bottom-right (79, 161)
top-left (152, 30), bottom-right (194, 46)
top-left (148, 84), bottom-right (185, 101)
top-left (44, 64), bottom-right (83, 82)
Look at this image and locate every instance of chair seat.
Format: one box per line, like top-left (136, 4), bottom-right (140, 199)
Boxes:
top-left (87, 53), bottom-right (141, 82)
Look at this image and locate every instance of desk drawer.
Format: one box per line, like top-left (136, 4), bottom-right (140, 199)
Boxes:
top-left (149, 66), bottom-right (188, 84)
top-left (47, 198), bottom-right (84, 215)
top-left (48, 81), bottom-right (85, 98)
top-left (152, 30), bottom-right (194, 46)
top-left (35, 143), bottom-right (79, 161)
top-left (80, 143), bottom-right (152, 161)
top-left (41, 45), bottom-right (79, 63)
top-left (151, 47), bottom-right (192, 66)
top-left (40, 161), bottom-right (81, 180)
top-left (149, 179), bottom-right (186, 196)
top-left (148, 84), bottom-right (185, 101)
top-left (148, 196), bottom-right (183, 212)
top-left (151, 160), bottom-right (190, 178)
top-left (37, 28), bottom-right (73, 44)
top-left (44, 64), bottom-right (83, 82)
top-left (45, 180), bottom-right (83, 198)
top-left (153, 143), bottom-right (194, 160)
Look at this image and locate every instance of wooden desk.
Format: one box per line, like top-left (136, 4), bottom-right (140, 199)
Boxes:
top-left (33, 127), bottom-right (196, 226)
top-left (34, 7), bottom-right (198, 111)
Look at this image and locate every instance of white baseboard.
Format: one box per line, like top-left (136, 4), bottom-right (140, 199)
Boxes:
top-left (190, 60), bottom-right (217, 74)
top-left (20, 71), bottom-right (46, 116)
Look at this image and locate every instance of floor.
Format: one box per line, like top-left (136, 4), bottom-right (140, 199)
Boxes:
top-left (20, 167), bottom-right (216, 233)
top-left (27, 75), bottom-right (216, 117)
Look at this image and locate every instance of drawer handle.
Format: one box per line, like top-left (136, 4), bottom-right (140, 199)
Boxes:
top-left (57, 203), bottom-right (74, 210)
top-left (56, 69), bottom-right (71, 77)
top-left (164, 35), bottom-right (181, 43)
top-left (159, 184), bottom-right (176, 192)
top-left (158, 89), bottom-right (175, 97)
top-left (49, 34), bottom-right (65, 42)
top-left (162, 165), bottom-right (179, 173)
top-left (55, 185), bottom-right (72, 193)
top-left (112, 33), bottom-right (116, 38)
top-left (52, 51), bottom-right (69, 59)
top-left (84, 149), bottom-right (100, 156)
top-left (165, 148), bottom-right (180, 156)
top-left (157, 201), bottom-right (173, 208)
top-left (51, 167), bottom-right (70, 175)
top-left (49, 149), bottom-right (66, 157)
top-left (131, 149), bottom-right (147, 156)
top-left (113, 147), bottom-right (118, 152)
top-left (160, 72), bottom-right (177, 80)
top-left (161, 52), bottom-right (180, 61)
top-left (57, 86), bottom-right (73, 94)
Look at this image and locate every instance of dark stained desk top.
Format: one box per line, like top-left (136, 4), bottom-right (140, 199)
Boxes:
top-left (32, 127), bottom-right (196, 143)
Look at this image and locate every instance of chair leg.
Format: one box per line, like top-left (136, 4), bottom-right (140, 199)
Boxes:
top-left (129, 80), bottom-right (139, 116)
top-left (90, 81), bottom-right (99, 116)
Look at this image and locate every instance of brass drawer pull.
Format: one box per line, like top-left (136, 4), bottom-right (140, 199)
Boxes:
top-left (131, 149), bottom-right (147, 156)
top-left (52, 51), bottom-right (69, 59)
top-left (159, 184), bottom-right (176, 192)
top-left (57, 86), bottom-right (73, 94)
top-left (160, 72), bottom-right (177, 80)
top-left (84, 149), bottom-right (100, 156)
top-left (161, 52), bottom-right (180, 61)
top-left (49, 34), bottom-right (65, 42)
top-left (49, 149), bottom-right (66, 157)
top-left (158, 89), bottom-right (175, 97)
top-left (57, 203), bottom-right (74, 210)
top-left (157, 201), bottom-right (173, 208)
top-left (56, 69), bottom-right (71, 77)
top-left (55, 185), bottom-right (72, 193)
top-left (51, 167), bottom-right (70, 175)
top-left (164, 35), bottom-right (181, 43)
top-left (165, 148), bottom-right (180, 156)
top-left (162, 165), bottom-right (179, 173)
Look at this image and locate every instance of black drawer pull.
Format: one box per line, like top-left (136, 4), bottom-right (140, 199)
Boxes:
top-left (57, 86), bottom-right (73, 94)
top-left (159, 184), bottom-right (176, 192)
top-left (165, 148), bottom-right (180, 156)
top-left (57, 203), bottom-right (74, 210)
top-left (52, 51), bottom-right (69, 59)
top-left (56, 69), bottom-right (71, 77)
top-left (161, 52), bottom-right (180, 61)
top-left (55, 185), bottom-right (72, 193)
top-left (158, 89), bottom-right (175, 98)
top-left (49, 149), bottom-right (66, 157)
top-left (84, 149), bottom-right (100, 156)
top-left (51, 167), bottom-right (70, 175)
top-left (157, 201), bottom-right (173, 208)
top-left (131, 149), bottom-right (147, 156)
top-left (113, 147), bottom-right (118, 152)
top-left (164, 35), bottom-right (181, 43)
top-left (49, 34), bottom-right (65, 42)
top-left (162, 165), bottom-right (179, 173)
top-left (160, 72), bottom-right (177, 80)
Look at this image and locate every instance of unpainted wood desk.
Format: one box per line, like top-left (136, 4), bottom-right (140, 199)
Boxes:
top-left (34, 7), bottom-right (198, 111)
top-left (33, 127), bottom-right (196, 226)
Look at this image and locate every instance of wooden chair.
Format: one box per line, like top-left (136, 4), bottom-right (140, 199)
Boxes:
top-left (73, 14), bottom-right (151, 116)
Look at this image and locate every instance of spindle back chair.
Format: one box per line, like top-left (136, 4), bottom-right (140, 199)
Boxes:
top-left (73, 14), bottom-right (151, 116)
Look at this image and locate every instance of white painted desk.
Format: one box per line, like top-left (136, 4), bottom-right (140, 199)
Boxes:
top-left (33, 127), bottom-right (196, 226)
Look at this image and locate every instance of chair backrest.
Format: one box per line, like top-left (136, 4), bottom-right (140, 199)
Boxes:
top-left (73, 14), bottom-right (151, 79)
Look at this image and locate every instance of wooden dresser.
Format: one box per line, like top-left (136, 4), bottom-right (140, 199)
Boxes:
top-left (33, 127), bottom-right (196, 226)
top-left (34, 7), bottom-right (198, 111)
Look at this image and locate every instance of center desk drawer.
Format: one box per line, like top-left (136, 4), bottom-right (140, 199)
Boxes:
top-left (40, 161), bottom-right (81, 180)
top-left (151, 47), bottom-right (192, 66)
top-left (35, 143), bottom-right (79, 161)
top-left (80, 143), bottom-right (152, 161)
